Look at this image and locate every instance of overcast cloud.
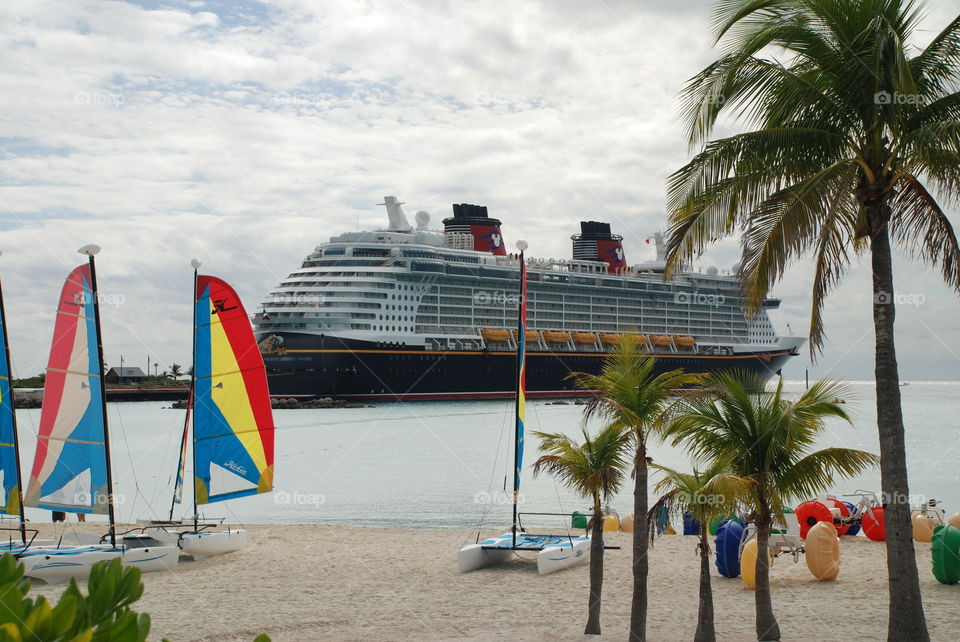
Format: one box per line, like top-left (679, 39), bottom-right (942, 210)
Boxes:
top-left (1, 0), bottom-right (958, 381)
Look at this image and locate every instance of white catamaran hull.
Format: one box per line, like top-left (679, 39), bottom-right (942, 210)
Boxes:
top-left (536, 537), bottom-right (591, 575)
top-left (18, 545), bottom-right (180, 583)
top-left (125, 526), bottom-right (249, 559)
top-left (180, 529), bottom-right (248, 559)
top-left (458, 537), bottom-right (514, 573)
top-left (458, 533), bottom-right (591, 575)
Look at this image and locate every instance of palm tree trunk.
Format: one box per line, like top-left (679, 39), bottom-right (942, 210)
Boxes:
top-left (754, 511), bottom-right (780, 641)
top-left (629, 440), bottom-right (648, 642)
top-left (694, 527), bottom-right (715, 642)
top-left (869, 215), bottom-right (929, 642)
top-left (585, 495), bottom-right (604, 635)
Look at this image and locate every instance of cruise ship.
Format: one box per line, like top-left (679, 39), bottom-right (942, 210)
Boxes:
top-left (253, 197), bottom-right (804, 400)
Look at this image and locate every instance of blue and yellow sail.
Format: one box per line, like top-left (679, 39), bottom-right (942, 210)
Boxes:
top-left (0, 283), bottom-right (20, 516)
top-left (193, 275), bottom-right (274, 505)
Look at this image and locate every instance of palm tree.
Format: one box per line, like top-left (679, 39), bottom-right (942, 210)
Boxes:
top-left (169, 363), bottom-right (183, 379)
top-left (664, 3), bottom-right (960, 638)
top-left (571, 334), bottom-right (704, 641)
top-left (533, 424), bottom-right (632, 636)
top-left (668, 373), bottom-right (878, 640)
top-left (648, 461), bottom-right (748, 642)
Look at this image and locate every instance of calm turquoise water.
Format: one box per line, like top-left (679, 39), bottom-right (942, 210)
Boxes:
top-left (14, 381), bottom-right (960, 530)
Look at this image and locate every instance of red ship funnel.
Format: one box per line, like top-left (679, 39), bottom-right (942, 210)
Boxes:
top-left (572, 221), bottom-right (627, 273)
top-left (442, 203), bottom-right (506, 255)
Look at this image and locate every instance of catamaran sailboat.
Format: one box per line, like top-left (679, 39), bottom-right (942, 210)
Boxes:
top-left (132, 260), bottom-right (275, 559)
top-left (458, 241), bottom-right (591, 575)
top-left (18, 245), bottom-right (180, 583)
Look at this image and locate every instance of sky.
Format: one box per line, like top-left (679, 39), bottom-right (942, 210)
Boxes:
top-left (0, 0), bottom-right (958, 381)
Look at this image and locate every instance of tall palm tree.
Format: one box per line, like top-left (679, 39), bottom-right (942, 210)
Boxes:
top-left (665, 3), bottom-right (959, 638)
top-left (668, 373), bottom-right (879, 640)
top-left (533, 424), bottom-right (632, 636)
top-left (571, 334), bottom-right (704, 641)
top-left (648, 461), bottom-right (748, 642)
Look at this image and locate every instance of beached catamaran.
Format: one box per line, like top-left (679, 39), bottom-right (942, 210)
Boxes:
top-left (19, 245), bottom-right (180, 583)
top-left (459, 241), bottom-right (591, 575)
top-left (138, 261), bottom-right (274, 558)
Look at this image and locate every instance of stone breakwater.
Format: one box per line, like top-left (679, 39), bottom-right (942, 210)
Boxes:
top-left (168, 396), bottom-right (370, 409)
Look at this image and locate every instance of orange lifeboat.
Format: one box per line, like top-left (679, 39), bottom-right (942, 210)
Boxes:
top-left (650, 334), bottom-right (673, 348)
top-left (674, 335), bottom-right (696, 349)
top-left (572, 332), bottom-right (597, 345)
top-left (481, 328), bottom-right (510, 343)
top-left (543, 331), bottom-right (571, 344)
top-left (599, 333), bottom-right (621, 345)
top-left (512, 329), bottom-right (542, 344)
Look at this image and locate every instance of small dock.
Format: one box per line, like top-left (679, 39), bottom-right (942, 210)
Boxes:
top-left (14, 386), bottom-right (190, 406)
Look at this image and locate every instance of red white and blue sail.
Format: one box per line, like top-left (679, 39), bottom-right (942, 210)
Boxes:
top-left (0, 290), bottom-right (20, 516)
top-left (514, 257), bottom-right (527, 501)
top-left (25, 264), bottom-right (108, 513)
top-left (193, 276), bottom-right (274, 504)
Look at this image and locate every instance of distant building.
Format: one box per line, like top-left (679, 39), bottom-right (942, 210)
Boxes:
top-left (104, 366), bottom-right (147, 384)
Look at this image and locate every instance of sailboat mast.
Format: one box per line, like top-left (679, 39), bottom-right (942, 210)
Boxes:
top-left (83, 248), bottom-right (116, 548)
top-left (511, 242), bottom-right (527, 547)
top-left (0, 273), bottom-right (27, 545)
top-left (190, 262), bottom-right (200, 532)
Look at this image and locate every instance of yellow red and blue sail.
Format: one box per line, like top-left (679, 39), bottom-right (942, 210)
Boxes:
top-left (0, 287), bottom-right (20, 516)
top-left (24, 264), bottom-right (108, 514)
top-left (514, 257), bottom-right (527, 501)
top-left (193, 275), bottom-right (274, 505)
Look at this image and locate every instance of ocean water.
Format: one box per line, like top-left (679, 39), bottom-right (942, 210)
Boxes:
top-left (14, 381), bottom-right (960, 531)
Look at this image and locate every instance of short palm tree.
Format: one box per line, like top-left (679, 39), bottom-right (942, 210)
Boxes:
top-left (668, 373), bottom-right (879, 641)
top-left (648, 461), bottom-right (748, 642)
top-left (571, 334), bottom-right (704, 642)
top-left (665, 4), bottom-right (960, 639)
top-left (533, 424), bottom-right (632, 636)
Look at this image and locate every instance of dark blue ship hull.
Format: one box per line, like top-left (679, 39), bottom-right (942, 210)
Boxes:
top-left (258, 333), bottom-right (799, 401)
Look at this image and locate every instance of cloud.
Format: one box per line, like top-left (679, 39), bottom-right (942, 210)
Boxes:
top-left (0, 0), bottom-right (957, 380)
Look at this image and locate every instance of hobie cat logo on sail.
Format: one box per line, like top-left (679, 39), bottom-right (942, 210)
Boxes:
top-left (223, 460), bottom-right (247, 475)
top-left (212, 298), bottom-right (238, 314)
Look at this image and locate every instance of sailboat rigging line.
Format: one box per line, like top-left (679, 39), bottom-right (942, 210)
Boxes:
top-left (111, 403), bottom-right (149, 522)
top-left (169, 386), bottom-right (192, 520)
top-left (86, 254), bottom-right (117, 548)
top-left (0, 275), bottom-right (27, 544)
top-left (473, 398), bottom-right (511, 541)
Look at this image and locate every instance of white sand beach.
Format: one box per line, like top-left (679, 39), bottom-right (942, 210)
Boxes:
top-left (21, 523), bottom-right (959, 641)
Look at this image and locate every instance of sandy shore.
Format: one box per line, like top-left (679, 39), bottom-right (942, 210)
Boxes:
top-left (18, 522), bottom-right (959, 641)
